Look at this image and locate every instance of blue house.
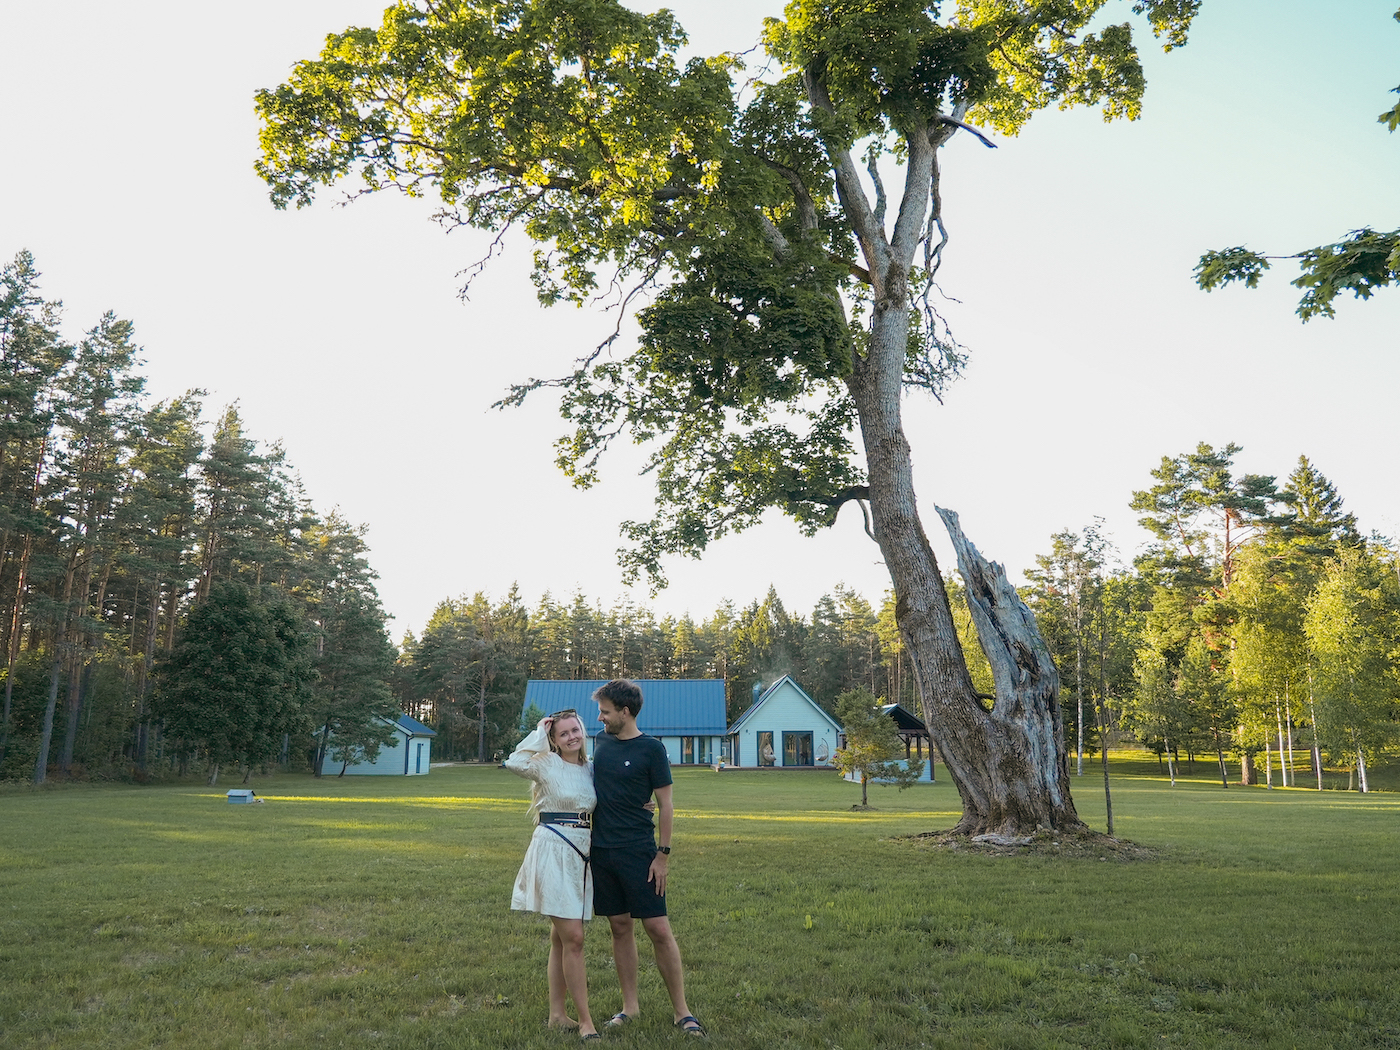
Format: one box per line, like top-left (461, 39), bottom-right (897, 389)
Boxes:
top-left (321, 714), bottom-right (437, 776)
top-left (725, 676), bottom-right (842, 768)
top-left (521, 680), bottom-right (728, 765)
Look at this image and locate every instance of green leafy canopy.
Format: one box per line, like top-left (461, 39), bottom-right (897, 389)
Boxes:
top-left (257, 0), bottom-right (1200, 588)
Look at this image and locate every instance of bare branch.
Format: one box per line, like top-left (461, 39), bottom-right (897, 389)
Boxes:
top-left (936, 115), bottom-right (997, 149)
top-left (864, 145), bottom-right (887, 229)
top-left (924, 149), bottom-right (948, 280)
top-left (801, 65), bottom-right (889, 283)
top-left (856, 497), bottom-right (876, 542)
top-left (831, 253), bottom-right (872, 284)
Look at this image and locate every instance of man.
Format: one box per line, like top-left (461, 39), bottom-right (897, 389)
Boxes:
top-left (590, 679), bottom-right (706, 1037)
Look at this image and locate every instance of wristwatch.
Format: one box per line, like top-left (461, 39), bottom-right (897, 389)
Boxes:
top-left (656, 845), bottom-right (671, 855)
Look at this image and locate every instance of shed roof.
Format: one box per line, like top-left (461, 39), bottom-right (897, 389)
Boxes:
top-left (879, 704), bottom-right (928, 734)
top-left (726, 675), bottom-right (843, 735)
top-left (522, 680), bottom-right (728, 737)
top-left (395, 713), bottom-right (437, 737)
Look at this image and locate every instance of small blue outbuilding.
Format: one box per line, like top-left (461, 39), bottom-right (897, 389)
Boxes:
top-left (320, 714), bottom-right (438, 776)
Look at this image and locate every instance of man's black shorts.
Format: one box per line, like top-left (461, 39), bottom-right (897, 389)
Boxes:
top-left (592, 846), bottom-right (667, 919)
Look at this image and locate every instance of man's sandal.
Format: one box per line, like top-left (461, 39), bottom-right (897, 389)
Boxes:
top-left (674, 1015), bottom-right (707, 1037)
top-left (605, 1013), bottom-right (632, 1027)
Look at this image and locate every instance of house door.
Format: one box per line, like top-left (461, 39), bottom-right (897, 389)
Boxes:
top-left (415, 743), bottom-right (424, 774)
top-left (783, 732), bottom-right (813, 766)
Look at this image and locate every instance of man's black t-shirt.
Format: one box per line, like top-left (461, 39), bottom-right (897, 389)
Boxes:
top-left (592, 732), bottom-right (673, 850)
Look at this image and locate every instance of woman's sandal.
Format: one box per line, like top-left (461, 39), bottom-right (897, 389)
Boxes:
top-left (674, 1015), bottom-right (707, 1037)
top-left (580, 1034), bottom-right (602, 1042)
top-left (605, 1013), bottom-right (632, 1027)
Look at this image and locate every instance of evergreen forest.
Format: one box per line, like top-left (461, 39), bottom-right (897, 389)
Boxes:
top-left (3, 250), bottom-right (1397, 791)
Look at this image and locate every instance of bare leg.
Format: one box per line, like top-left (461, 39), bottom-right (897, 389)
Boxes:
top-left (550, 917), bottom-right (595, 1036)
top-left (608, 913), bottom-right (641, 1018)
top-left (640, 915), bottom-right (693, 1024)
top-left (546, 924), bottom-right (577, 1029)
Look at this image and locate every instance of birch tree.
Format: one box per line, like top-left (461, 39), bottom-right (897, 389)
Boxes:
top-left (1303, 546), bottom-right (1400, 791)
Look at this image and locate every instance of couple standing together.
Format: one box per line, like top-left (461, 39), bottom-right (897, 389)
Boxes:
top-left (504, 679), bottom-right (705, 1040)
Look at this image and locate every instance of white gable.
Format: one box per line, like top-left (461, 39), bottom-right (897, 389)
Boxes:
top-left (725, 676), bottom-right (840, 767)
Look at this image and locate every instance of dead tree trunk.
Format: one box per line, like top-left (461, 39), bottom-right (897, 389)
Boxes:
top-left (928, 508), bottom-right (1082, 835)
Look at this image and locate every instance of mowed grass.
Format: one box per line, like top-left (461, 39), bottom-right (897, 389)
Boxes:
top-left (2, 756), bottom-right (1399, 1050)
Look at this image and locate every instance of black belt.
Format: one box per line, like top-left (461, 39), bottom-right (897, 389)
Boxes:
top-left (539, 811), bottom-right (591, 828)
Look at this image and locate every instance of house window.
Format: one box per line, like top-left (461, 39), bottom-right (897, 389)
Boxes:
top-left (682, 737), bottom-right (695, 764)
top-left (783, 731), bottom-right (814, 766)
top-left (757, 731), bottom-right (775, 767)
top-left (697, 737), bottom-right (711, 764)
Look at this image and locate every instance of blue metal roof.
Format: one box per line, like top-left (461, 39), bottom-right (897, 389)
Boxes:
top-left (396, 714), bottom-right (437, 737)
top-left (522, 680), bottom-right (728, 736)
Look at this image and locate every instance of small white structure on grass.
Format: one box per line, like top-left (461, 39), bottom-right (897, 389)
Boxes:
top-left (724, 676), bottom-right (841, 768)
top-left (321, 714), bottom-right (438, 776)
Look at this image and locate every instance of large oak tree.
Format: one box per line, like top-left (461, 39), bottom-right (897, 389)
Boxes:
top-left (257, 0), bottom-right (1200, 835)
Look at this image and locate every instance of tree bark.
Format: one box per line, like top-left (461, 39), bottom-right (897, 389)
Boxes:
top-left (932, 507), bottom-right (1082, 834)
top-left (840, 236), bottom-right (1081, 837)
top-left (799, 74), bottom-right (1080, 836)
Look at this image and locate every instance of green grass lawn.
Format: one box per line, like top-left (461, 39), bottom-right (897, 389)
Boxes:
top-left (2, 755), bottom-right (1398, 1050)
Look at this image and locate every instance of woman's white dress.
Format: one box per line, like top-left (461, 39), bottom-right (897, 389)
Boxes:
top-left (504, 723), bottom-right (596, 920)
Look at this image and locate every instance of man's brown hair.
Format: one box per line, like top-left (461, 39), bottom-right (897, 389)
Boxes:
top-left (593, 678), bottom-right (643, 718)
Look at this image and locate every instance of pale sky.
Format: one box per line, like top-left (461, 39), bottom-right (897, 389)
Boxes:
top-left (3, 0), bottom-right (1397, 638)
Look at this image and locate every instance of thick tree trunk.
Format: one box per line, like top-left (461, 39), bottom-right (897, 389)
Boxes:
top-left (315, 723), bottom-right (332, 777)
top-left (846, 311), bottom-right (1080, 835)
top-left (933, 508), bottom-right (1083, 834)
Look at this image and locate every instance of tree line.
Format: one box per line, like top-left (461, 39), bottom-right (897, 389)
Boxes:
top-left (1026, 444), bottom-right (1398, 792)
top-left (395, 582), bottom-right (906, 762)
top-left (9, 252), bottom-right (1392, 791)
top-left (0, 251), bottom-right (399, 785)
top-left (407, 442), bottom-right (1399, 793)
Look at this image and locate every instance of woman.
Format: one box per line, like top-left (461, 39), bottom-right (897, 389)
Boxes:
top-left (505, 709), bottom-right (598, 1039)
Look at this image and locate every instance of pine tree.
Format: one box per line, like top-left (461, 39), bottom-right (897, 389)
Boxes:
top-left (153, 581), bottom-right (314, 785)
